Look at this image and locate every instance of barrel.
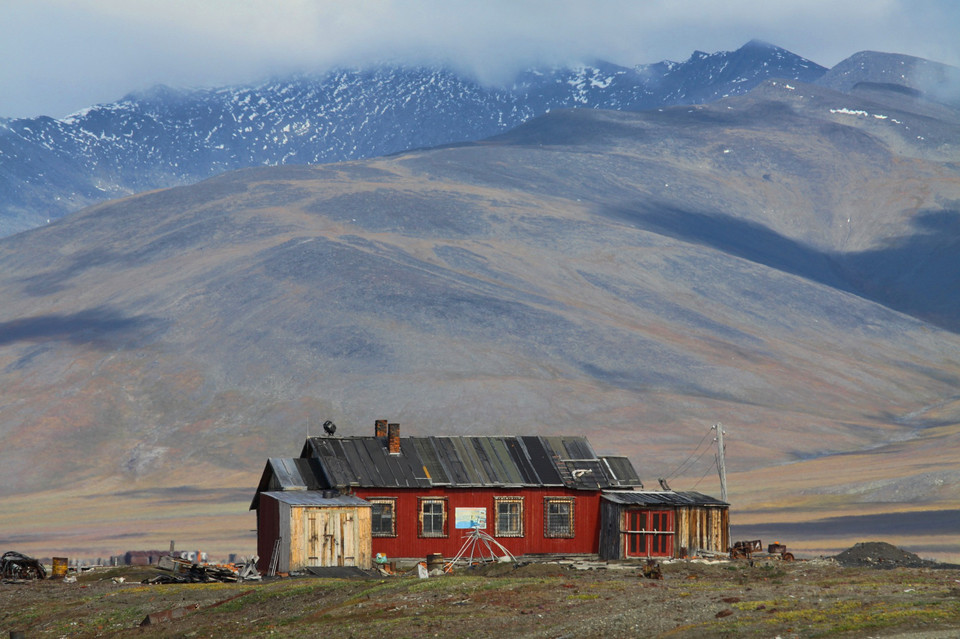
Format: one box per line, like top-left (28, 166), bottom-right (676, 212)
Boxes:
top-left (51, 557), bottom-right (69, 579)
top-left (426, 553), bottom-right (444, 572)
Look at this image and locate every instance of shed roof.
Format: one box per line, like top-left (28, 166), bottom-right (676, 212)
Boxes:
top-left (298, 434), bottom-right (643, 491)
top-left (249, 457), bottom-right (329, 510)
top-left (260, 491), bottom-right (372, 507)
top-left (602, 490), bottom-right (729, 507)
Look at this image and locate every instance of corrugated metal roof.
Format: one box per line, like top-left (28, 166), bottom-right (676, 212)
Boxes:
top-left (602, 490), bottom-right (729, 507)
top-left (600, 456), bottom-right (644, 488)
top-left (306, 437), bottom-right (431, 489)
top-left (261, 491), bottom-right (372, 507)
top-left (297, 434), bottom-right (640, 491)
top-left (250, 457), bottom-right (329, 510)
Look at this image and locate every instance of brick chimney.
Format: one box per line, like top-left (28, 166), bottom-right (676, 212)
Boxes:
top-left (375, 419), bottom-right (388, 438)
top-left (387, 423), bottom-right (401, 455)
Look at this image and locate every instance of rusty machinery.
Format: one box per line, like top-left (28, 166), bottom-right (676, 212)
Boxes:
top-left (730, 539), bottom-right (795, 561)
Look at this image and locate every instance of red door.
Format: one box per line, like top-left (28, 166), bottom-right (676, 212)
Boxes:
top-left (624, 510), bottom-right (673, 557)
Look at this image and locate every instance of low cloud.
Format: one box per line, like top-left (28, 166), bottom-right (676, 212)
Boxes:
top-left (1, 0), bottom-right (957, 119)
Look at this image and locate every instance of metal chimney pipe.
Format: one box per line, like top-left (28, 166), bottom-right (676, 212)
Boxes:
top-left (387, 423), bottom-right (400, 454)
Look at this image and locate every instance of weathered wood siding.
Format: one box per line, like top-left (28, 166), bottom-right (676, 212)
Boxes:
top-left (598, 499), bottom-right (623, 559)
top-left (289, 506), bottom-right (372, 570)
top-left (257, 495), bottom-right (371, 572)
top-left (675, 506), bottom-right (728, 556)
top-left (598, 503), bottom-right (729, 559)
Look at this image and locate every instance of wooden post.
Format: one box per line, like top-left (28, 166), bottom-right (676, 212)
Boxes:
top-left (714, 424), bottom-right (727, 503)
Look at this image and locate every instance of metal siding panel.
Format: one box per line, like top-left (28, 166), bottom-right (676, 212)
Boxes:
top-left (435, 437), bottom-right (471, 484)
top-left (505, 438), bottom-right (539, 484)
top-left (262, 491), bottom-right (371, 507)
top-left (272, 458), bottom-right (303, 488)
top-left (352, 439), bottom-right (390, 486)
top-left (399, 440), bottom-right (432, 487)
top-left (453, 437), bottom-right (488, 485)
top-left (447, 438), bottom-right (475, 484)
top-left (542, 436), bottom-right (564, 458)
top-left (362, 438), bottom-right (410, 487)
top-left (566, 460), bottom-right (604, 489)
top-left (489, 437), bottom-right (524, 484)
top-left (411, 438), bottom-right (450, 485)
top-left (600, 456), bottom-right (642, 487)
top-left (519, 436), bottom-right (563, 485)
top-left (473, 438), bottom-right (504, 483)
top-left (314, 439), bottom-right (357, 486)
top-left (337, 440), bottom-right (371, 485)
top-left (561, 437), bottom-right (596, 460)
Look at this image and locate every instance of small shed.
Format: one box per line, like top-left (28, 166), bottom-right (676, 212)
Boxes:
top-left (598, 490), bottom-right (729, 559)
top-left (256, 491), bottom-right (372, 573)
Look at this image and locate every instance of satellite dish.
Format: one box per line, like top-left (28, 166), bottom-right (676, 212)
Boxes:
top-left (323, 420), bottom-right (336, 436)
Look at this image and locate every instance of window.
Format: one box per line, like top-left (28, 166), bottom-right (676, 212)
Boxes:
top-left (494, 497), bottom-right (524, 537)
top-left (418, 497), bottom-right (448, 537)
top-left (369, 498), bottom-right (397, 537)
top-left (544, 497), bottom-right (575, 538)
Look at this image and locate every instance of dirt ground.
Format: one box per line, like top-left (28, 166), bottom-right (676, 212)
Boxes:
top-left (2, 552), bottom-right (959, 638)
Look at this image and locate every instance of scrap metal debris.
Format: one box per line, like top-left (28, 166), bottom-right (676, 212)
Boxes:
top-left (1, 551), bottom-right (47, 581)
top-left (142, 557), bottom-right (261, 584)
top-left (731, 539), bottom-right (794, 561)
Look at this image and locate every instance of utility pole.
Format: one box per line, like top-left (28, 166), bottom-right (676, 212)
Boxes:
top-left (713, 423), bottom-right (727, 503)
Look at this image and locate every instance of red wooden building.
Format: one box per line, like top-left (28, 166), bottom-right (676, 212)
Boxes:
top-left (251, 420), bottom-right (728, 571)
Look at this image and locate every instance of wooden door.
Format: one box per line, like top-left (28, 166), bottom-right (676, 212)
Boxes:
top-left (624, 509), bottom-right (674, 558)
top-left (305, 509), bottom-right (359, 567)
top-left (306, 513), bottom-right (321, 566)
top-left (625, 510), bottom-right (647, 557)
top-left (648, 510), bottom-right (673, 557)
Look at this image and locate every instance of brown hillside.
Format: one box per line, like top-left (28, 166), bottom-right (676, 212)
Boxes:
top-left (1, 79), bottom-right (959, 560)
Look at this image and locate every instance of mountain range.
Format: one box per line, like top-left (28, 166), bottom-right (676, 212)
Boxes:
top-left (0, 40), bottom-right (827, 237)
top-left (1, 43), bottom-right (960, 560)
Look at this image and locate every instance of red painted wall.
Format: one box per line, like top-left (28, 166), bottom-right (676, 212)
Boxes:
top-left (352, 486), bottom-right (602, 561)
top-left (256, 497), bottom-right (281, 573)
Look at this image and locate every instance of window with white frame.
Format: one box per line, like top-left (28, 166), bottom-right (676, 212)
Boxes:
top-left (544, 497), bottom-right (575, 538)
top-left (369, 498), bottom-right (397, 537)
top-left (418, 497), bottom-right (448, 537)
top-left (494, 497), bottom-right (524, 537)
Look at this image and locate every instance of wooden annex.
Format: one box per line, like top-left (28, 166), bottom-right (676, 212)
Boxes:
top-left (255, 491), bottom-right (372, 573)
top-left (251, 421), bottom-right (730, 571)
top-left (597, 490), bottom-right (729, 559)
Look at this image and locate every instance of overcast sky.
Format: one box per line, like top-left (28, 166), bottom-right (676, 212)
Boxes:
top-left (2, 0), bottom-right (959, 120)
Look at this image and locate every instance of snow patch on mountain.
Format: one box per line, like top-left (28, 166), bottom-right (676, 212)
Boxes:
top-left (0, 41), bottom-right (827, 237)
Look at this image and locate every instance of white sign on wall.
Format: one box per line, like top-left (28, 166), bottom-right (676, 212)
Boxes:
top-left (455, 507), bottom-right (487, 529)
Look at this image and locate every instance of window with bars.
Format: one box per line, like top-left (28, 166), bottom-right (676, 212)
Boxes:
top-left (494, 497), bottom-right (524, 537)
top-left (369, 498), bottom-right (397, 537)
top-left (544, 497), bottom-right (575, 538)
top-left (418, 497), bottom-right (448, 537)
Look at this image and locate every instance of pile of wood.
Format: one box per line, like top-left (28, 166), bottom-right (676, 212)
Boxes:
top-left (142, 557), bottom-right (260, 584)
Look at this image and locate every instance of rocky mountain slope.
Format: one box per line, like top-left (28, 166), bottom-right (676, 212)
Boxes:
top-left (1, 60), bottom-right (959, 558)
top-left (0, 40), bottom-right (825, 236)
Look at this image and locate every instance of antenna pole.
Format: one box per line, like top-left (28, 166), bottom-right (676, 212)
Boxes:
top-left (714, 423), bottom-right (727, 503)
